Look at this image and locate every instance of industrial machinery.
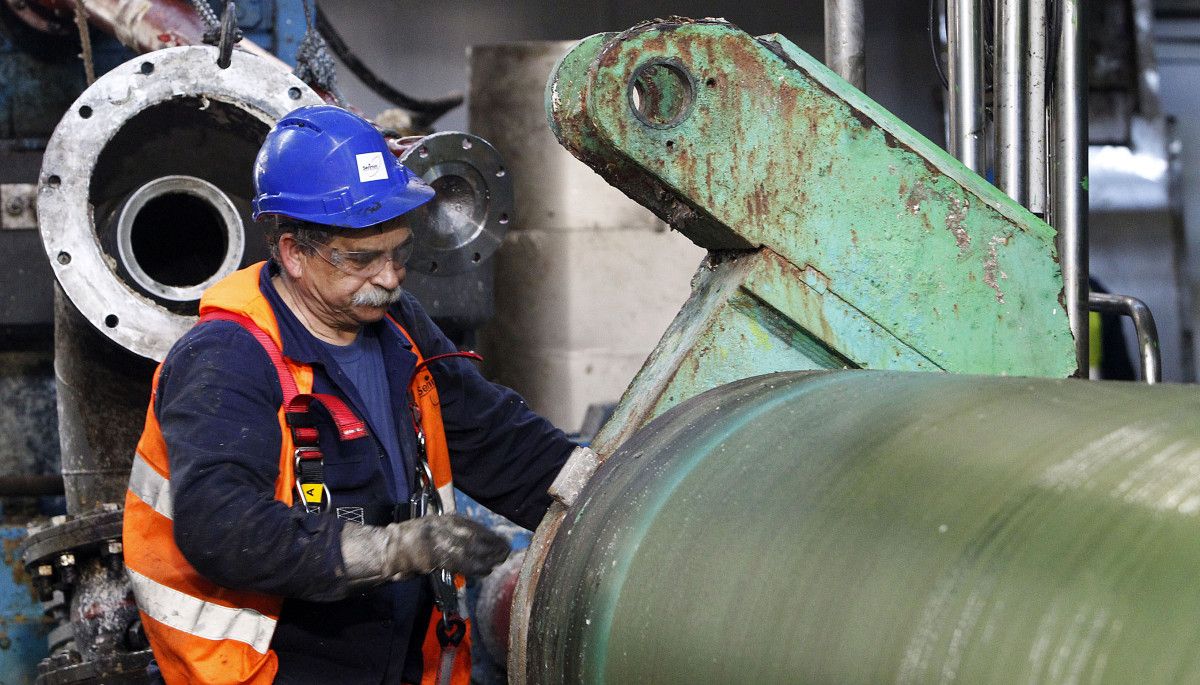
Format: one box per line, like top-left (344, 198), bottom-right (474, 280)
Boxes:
top-left (2, 3), bottom-right (1194, 684)
top-left (504, 18), bottom-right (1200, 683)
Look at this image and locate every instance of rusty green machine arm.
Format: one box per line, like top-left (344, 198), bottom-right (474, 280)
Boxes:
top-left (510, 18), bottom-right (1086, 683)
top-left (549, 19), bottom-right (1074, 452)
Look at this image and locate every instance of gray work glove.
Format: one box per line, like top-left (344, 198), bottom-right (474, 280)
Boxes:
top-left (340, 515), bottom-right (510, 589)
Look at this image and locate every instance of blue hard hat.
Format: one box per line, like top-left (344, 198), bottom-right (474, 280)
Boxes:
top-left (252, 105), bottom-right (435, 229)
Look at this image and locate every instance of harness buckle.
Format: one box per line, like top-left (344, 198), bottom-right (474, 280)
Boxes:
top-left (294, 447), bottom-right (331, 513)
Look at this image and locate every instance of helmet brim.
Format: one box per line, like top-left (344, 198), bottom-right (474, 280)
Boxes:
top-left (253, 173), bottom-right (436, 229)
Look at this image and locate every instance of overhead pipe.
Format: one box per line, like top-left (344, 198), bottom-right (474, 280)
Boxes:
top-left (1053, 0), bottom-right (1089, 374)
top-left (947, 0), bottom-right (984, 173)
top-left (994, 0), bottom-right (1025, 204)
top-left (823, 0), bottom-right (865, 90)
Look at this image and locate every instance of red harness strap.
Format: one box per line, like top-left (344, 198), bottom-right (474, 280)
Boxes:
top-left (199, 311), bottom-right (369, 513)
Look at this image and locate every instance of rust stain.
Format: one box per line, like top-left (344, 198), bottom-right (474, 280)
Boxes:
top-left (778, 82), bottom-right (799, 123)
top-left (983, 235), bottom-right (1011, 304)
top-left (850, 229), bottom-right (858, 247)
top-left (904, 180), bottom-right (929, 216)
top-left (946, 195), bottom-right (971, 255)
top-left (845, 106), bottom-right (874, 133)
top-left (3, 538), bottom-right (32, 597)
top-left (597, 43), bottom-right (622, 69)
top-left (744, 183), bottom-right (771, 220)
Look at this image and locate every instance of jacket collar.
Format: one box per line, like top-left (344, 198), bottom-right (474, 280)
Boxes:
top-left (258, 260), bottom-right (413, 365)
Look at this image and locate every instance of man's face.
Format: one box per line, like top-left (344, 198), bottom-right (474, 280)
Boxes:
top-left (294, 217), bottom-right (413, 328)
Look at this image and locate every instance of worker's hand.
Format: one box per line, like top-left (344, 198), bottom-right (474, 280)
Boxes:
top-left (340, 515), bottom-right (510, 589)
top-left (383, 515), bottom-right (510, 579)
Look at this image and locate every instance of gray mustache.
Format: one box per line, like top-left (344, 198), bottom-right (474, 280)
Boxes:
top-left (351, 285), bottom-right (403, 308)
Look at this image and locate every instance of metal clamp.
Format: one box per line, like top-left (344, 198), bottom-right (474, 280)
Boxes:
top-left (409, 460), bottom-right (442, 518)
top-left (1089, 292), bottom-right (1162, 384)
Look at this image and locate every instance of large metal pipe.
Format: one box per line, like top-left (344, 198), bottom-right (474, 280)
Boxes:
top-left (995, 0), bottom-right (1025, 203)
top-left (947, 0), bottom-right (983, 172)
top-left (1025, 0), bottom-right (1049, 215)
top-left (53, 291), bottom-right (155, 512)
top-left (526, 370), bottom-right (1200, 683)
top-left (823, 0), bottom-right (865, 90)
top-left (1054, 0), bottom-right (1089, 374)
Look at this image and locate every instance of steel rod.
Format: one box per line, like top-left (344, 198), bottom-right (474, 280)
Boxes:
top-left (947, 0), bottom-right (983, 172)
top-left (995, 0), bottom-right (1026, 203)
top-left (1026, 0), bottom-right (1049, 214)
top-left (824, 0), bottom-right (866, 90)
top-left (1089, 292), bottom-right (1162, 384)
top-left (1054, 0), bottom-right (1089, 374)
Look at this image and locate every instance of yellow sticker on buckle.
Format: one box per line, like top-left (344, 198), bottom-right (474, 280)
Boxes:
top-left (302, 484), bottom-right (324, 504)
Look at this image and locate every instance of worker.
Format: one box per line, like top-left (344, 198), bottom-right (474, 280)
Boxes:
top-left (121, 105), bottom-right (578, 684)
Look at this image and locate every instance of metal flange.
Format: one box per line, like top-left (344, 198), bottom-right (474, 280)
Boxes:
top-left (37, 45), bottom-right (322, 361)
top-left (398, 132), bottom-right (513, 276)
top-left (21, 509), bottom-right (124, 572)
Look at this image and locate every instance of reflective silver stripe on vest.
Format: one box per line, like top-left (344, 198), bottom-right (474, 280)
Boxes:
top-left (128, 452), bottom-right (173, 520)
top-left (127, 568), bottom-right (277, 653)
top-left (438, 482), bottom-right (456, 514)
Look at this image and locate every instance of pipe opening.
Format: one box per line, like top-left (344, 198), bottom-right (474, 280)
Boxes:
top-left (130, 192), bottom-right (228, 288)
top-left (89, 97), bottom-right (270, 314)
top-left (115, 176), bottom-right (245, 303)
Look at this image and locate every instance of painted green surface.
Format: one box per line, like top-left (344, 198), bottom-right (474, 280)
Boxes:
top-left (547, 20), bottom-right (1077, 452)
top-left (530, 371), bottom-right (1200, 684)
top-left (593, 249), bottom-right (939, 451)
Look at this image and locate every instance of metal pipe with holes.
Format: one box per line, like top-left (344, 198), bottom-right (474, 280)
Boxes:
top-left (947, 0), bottom-right (983, 172)
top-left (824, 0), bottom-right (865, 90)
top-left (1054, 0), bottom-right (1089, 374)
top-left (995, 0), bottom-right (1025, 203)
top-left (1090, 292), bottom-right (1162, 384)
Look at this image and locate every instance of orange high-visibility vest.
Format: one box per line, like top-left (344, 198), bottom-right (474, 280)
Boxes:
top-left (122, 262), bottom-right (471, 684)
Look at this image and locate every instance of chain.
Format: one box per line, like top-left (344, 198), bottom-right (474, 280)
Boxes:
top-left (294, 0), bottom-right (345, 105)
top-left (190, 0), bottom-right (220, 31)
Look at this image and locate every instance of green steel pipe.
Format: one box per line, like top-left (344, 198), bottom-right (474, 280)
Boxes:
top-left (527, 371), bottom-right (1200, 683)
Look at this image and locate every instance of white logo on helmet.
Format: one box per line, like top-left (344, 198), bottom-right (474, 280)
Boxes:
top-left (355, 152), bottom-right (389, 183)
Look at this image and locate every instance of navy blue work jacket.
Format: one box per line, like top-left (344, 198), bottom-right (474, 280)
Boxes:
top-left (154, 261), bottom-right (574, 684)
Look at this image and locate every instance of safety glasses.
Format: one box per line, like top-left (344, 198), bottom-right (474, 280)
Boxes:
top-left (296, 236), bottom-right (415, 278)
